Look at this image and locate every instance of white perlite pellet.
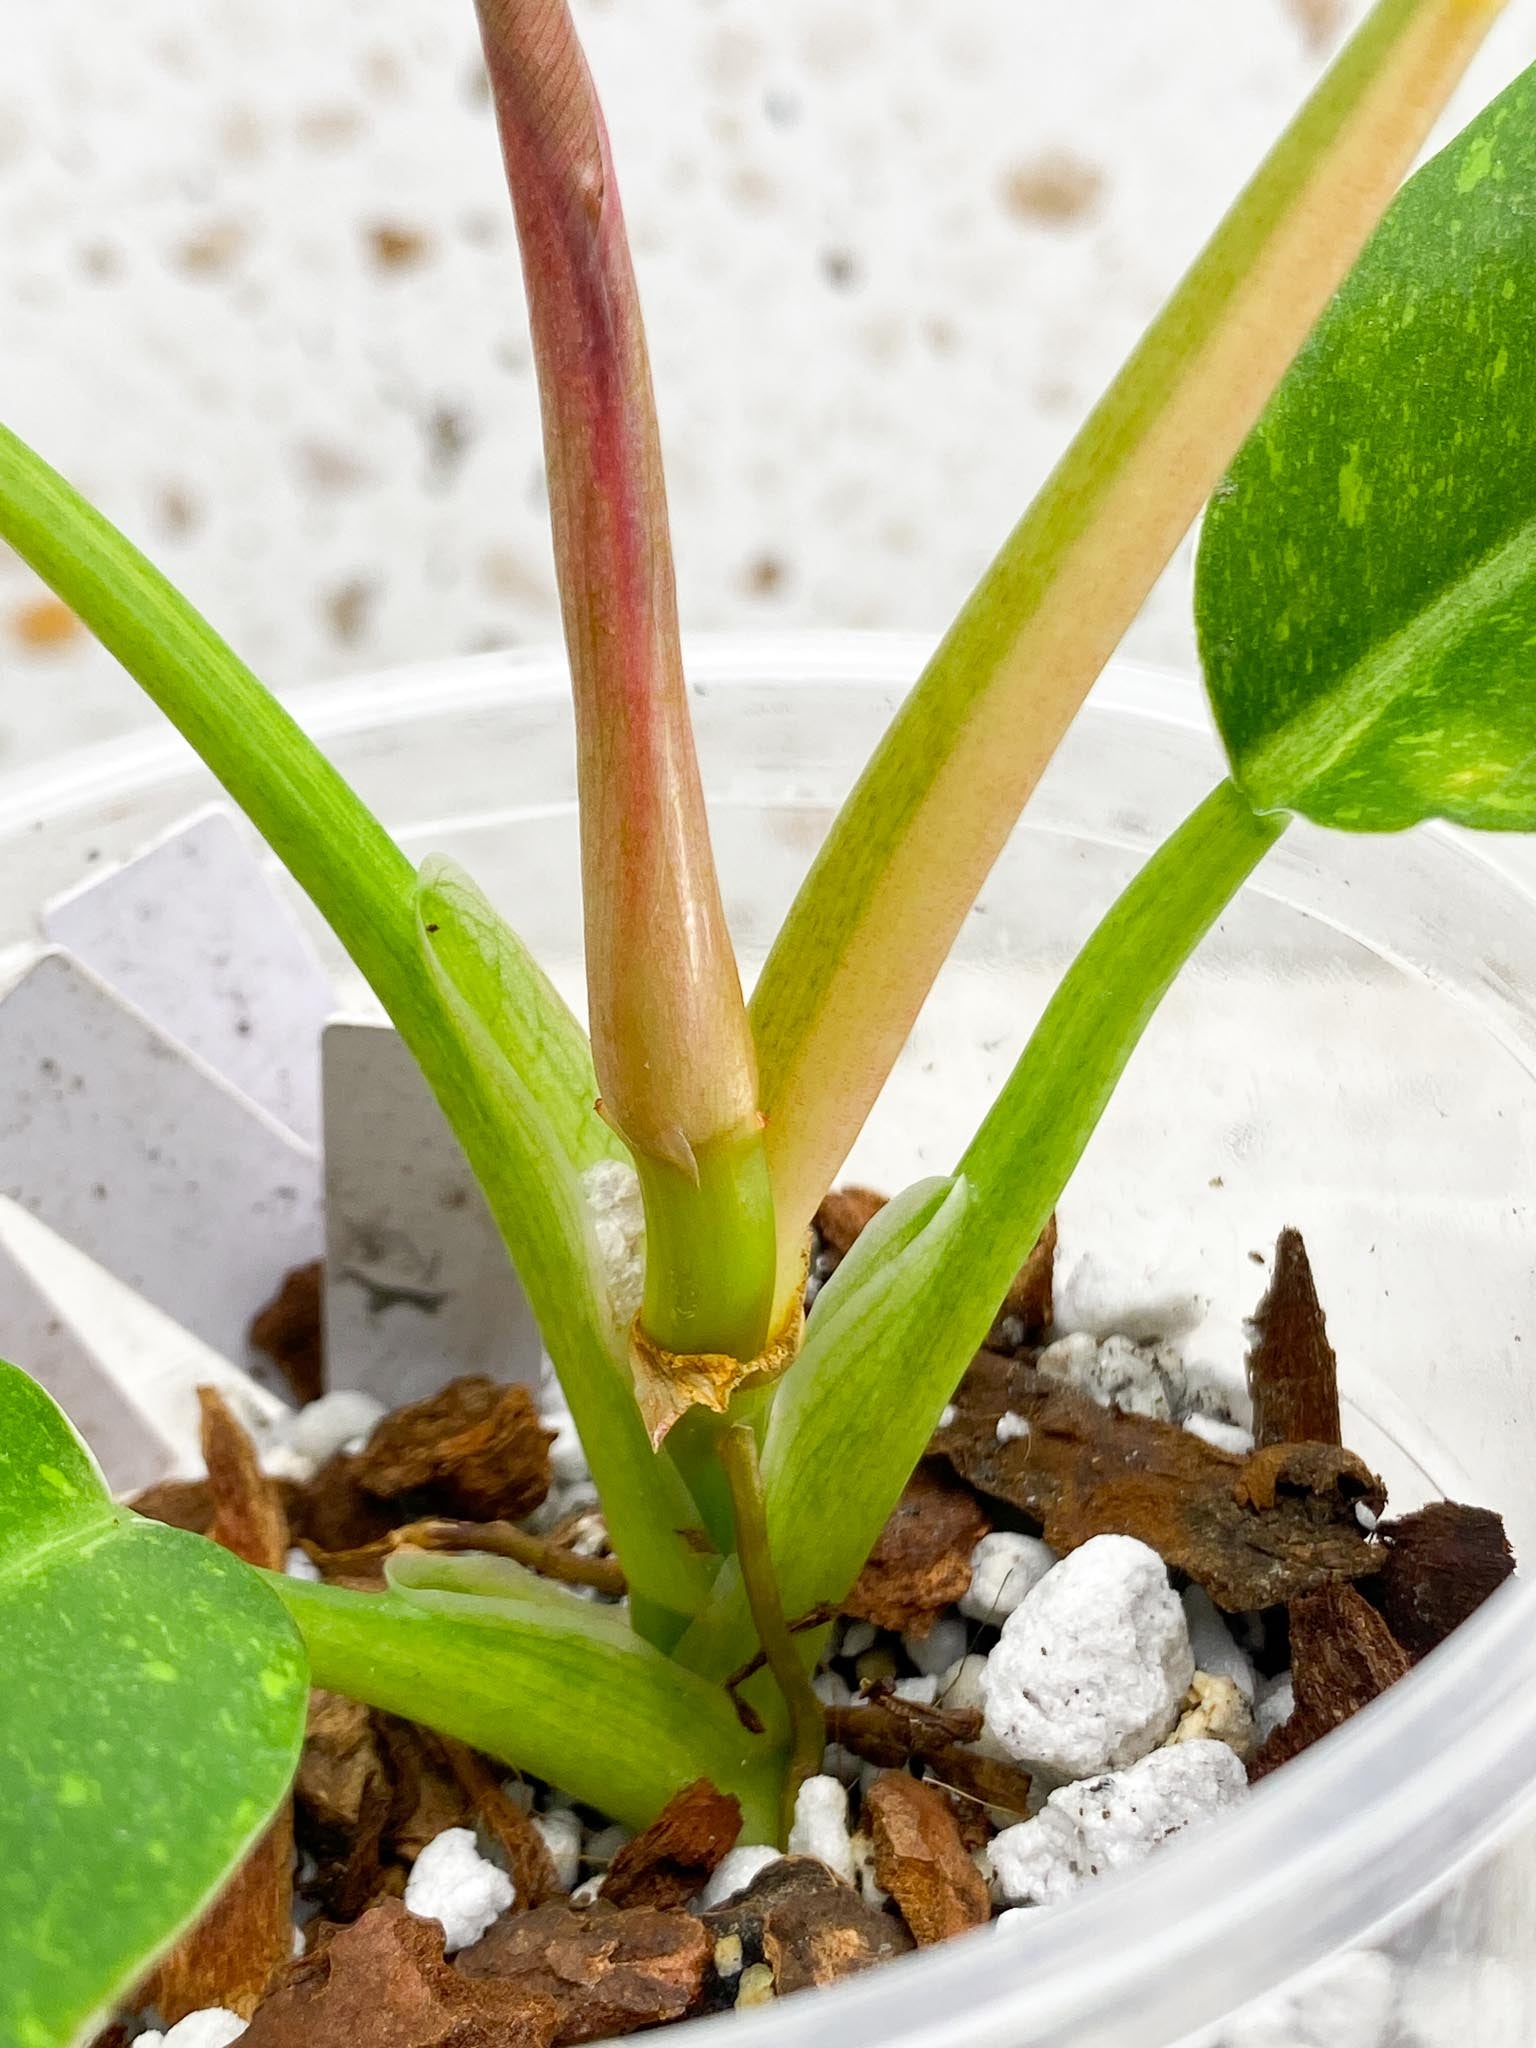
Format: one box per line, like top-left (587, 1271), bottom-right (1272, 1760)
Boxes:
top-left (697, 1843), bottom-right (783, 1908)
top-left (290, 1388), bottom-right (386, 1461)
top-left (839, 1618), bottom-right (878, 1659)
top-left (135, 2012), bottom-right (248, 2048)
top-left (904, 1614), bottom-right (969, 1677)
top-left (582, 1159), bottom-right (645, 1325)
top-left (1253, 1673), bottom-right (1295, 1749)
top-left (1181, 1584), bottom-right (1257, 1704)
top-left (960, 1531), bottom-right (1057, 1626)
top-left (533, 1808), bottom-right (583, 1893)
top-left (936, 1652), bottom-right (990, 1717)
top-left (403, 1826), bottom-right (514, 1953)
top-left (788, 1774), bottom-right (856, 1884)
top-left (892, 1673), bottom-right (940, 1707)
top-left (1184, 1412), bottom-right (1256, 1456)
top-left (995, 1411), bottom-right (1030, 1444)
top-left (1218, 1949), bottom-right (1397, 2048)
top-left (1036, 1330), bottom-right (1184, 1421)
top-left (982, 1535), bottom-right (1194, 1777)
top-left (989, 1739), bottom-right (1247, 1907)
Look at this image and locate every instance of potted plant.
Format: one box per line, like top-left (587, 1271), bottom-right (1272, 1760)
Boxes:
top-left (2, 0), bottom-right (1534, 2042)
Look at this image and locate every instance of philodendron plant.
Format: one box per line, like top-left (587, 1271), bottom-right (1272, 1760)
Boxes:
top-left (2, 0), bottom-right (1532, 2037)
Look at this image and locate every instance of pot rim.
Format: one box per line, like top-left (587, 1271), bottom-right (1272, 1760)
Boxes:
top-left (7, 629), bottom-right (1532, 2046)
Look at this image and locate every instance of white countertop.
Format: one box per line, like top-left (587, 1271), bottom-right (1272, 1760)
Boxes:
top-left (1, 0), bottom-right (1531, 770)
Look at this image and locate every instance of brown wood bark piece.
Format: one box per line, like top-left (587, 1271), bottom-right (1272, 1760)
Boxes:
top-left (863, 1773), bottom-right (990, 1945)
top-left (244, 1900), bottom-right (559, 2048)
top-left (934, 1351), bottom-right (1383, 1612)
top-left (456, 1901), bottom-right (709, 2042)
top-left (812, 1186), bottom-right (889, 1265)
top-left (601, 1779), bottom-right (742, 1910)
top-left (993, 1211), bottom-right (1057, 1348)
top-left (351, 1376), bottom-right (554, 1522)
top-left (293, 1691), bottom-right (394, 1920)
top-left (1249, 1583), bottom-right (1410, 1779)
top-left (844, 1465), bottom-right (991, 1634)
top-left (698, 1857), bottom-right (912, 2002)
top-left (1373, 1501), bottom-right (1516, 1659)
top-left (1246, 1228), bottom-right (1342, 1449)
top-left (250, 1259), bottom-right (325, 1406)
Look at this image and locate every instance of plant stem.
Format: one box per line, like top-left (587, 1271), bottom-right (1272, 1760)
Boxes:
top-left (639, 1127), bottom-right (776, 1362)
top-left (719, 1423), bottom-right (825, 1843)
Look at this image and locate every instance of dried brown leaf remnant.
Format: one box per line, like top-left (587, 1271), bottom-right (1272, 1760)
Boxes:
top-left (199, 1385), bottom-right (289, 1572)
top-left (601, 1779), bottom-right (742, 1910)
top-left (823, 1696), bottom-right (1034, 1822)
top-left (1250, 1583), bottom-right (1410, 1779)
top-left (844, 1465), bottom-right (991, 1634)
top-left (353, 1376), bottom-right (554, 1521)
top-left (934, 1351), bottom-right (1383, 1612)
top-left (151, 1390), bottom-right (292, 2018)
top-left (863, 1773), bottom-right (991, 1946)
top-left (698, 1858), bottom-right (913, 2003)
top-left (1374, 1502), bottom-right (1516, 1660)
top-left (250, 1259), bottom-right (325, 1406)
top-left (302, 1520), bottom-right (626, 1598)
top-left (457, 1902), bottom-right (709, 2043)
top-left (131, 1477), bottom-right (215, 1536)
top-left (1246, 1228), bottom-right (1341, 1449)
top-left (441, 1739), bottom-right (565, 1906)
top-left (243, 1901), bottom-right (559, 2048)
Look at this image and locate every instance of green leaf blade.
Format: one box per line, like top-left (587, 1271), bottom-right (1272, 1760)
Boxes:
top-left (0, 1365), bottom-right (306, 2048)
top-left (1198, 64), bottom-right (1536, 831)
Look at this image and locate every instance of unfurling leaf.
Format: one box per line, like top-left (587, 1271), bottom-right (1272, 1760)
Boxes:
top-left (1199, 64), bottom-right (1536, 830)
top-left (0, 1363), bottom-right (306, 2048)
top-left (473, 0), bottom-right (776, 1367)
top-left (472, 0), bottom-right (757, 1173)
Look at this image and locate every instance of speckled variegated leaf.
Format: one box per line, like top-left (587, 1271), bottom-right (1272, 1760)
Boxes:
top-left (0, 1362), bottom-right (306, 2048)
top-left (1197, 64), bottom-right (1536, 831)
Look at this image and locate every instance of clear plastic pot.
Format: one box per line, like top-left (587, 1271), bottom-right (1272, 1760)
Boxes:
top-left (1, 631), bottom-right (1532, 2045)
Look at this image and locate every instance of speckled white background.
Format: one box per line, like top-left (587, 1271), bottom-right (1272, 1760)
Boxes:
top-left (1, 0), bottom-right (1531, 769)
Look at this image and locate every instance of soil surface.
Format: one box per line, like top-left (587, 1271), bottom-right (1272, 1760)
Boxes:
top-left (114, 1205), bottom-right (1514, 2045)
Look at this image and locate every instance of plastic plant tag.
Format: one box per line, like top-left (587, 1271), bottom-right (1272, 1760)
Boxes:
top-left (0, 1196), bottom-right (285, 1494)
top-left (42, 803), bottom-right (337, 1145)
top-left (0, 949), bottom-right (321, 1363)
top-left (322, 1018), bottom-right (541, 1405)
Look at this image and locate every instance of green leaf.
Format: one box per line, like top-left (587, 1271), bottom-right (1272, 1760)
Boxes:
top-left (1198, 64), bottom-right (1536, 830)
top-left (0, 425), bottom-right (711, 1631)
top-left (748, 0), bottom-right (1508, 1283)
top-left (416, 857), bottom-right (623, 1180)
top-left (684, 783), bottom-right (1285, 1680)
top-left (414, 891), bottom-right (717, 1622)
top-left (269, 1553), bottom-right (783, 1840)
top-left (0, 1363), bottom-right (306, 2048)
